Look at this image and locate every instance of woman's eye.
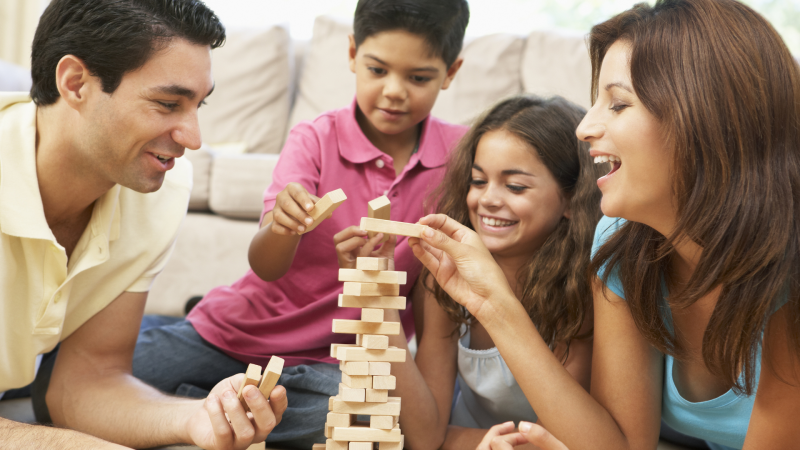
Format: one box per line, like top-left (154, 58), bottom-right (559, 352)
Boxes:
top-left (469, 179), bottom-right (486, 186)
top-left (368, 67), bottom-right (386, 75)
top-left (610, 103), bottom-right (629, 113)
top-left (507, 184), bottom-right (528, 192)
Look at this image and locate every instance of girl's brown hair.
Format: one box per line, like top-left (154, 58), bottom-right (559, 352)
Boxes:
top-left (588, 0), bottom-right (800, 394)
top-left (426, 95), bottom-right (605, 351)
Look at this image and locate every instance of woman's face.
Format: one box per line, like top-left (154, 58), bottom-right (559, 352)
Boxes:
top-left (466, 128), bottom-right (569, 260)
top-left (576, 40), bottom-right (674, 228)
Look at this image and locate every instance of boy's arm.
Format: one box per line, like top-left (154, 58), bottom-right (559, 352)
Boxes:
top-left (0, 418), bottom-right (129, 449)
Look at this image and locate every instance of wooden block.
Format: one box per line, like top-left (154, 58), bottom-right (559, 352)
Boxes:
top-left (368, 195), bottom-right (392, 243)
top-left (379, 437), bottom-right (404, 450)
top-left (332, 319), bottom-right (400, 336)
top-left (302, 189), bottom-right (347, 234)
top-left (339, 383), bottom-right (366, 402)
top-left (360, 217), bottom-right (425, 238)
top-left (349, 443), bottom-right (373, 450)
top-left (326, 439), bottom-right (348, 450)
top-left (372, 375), bottom-right (397, 390)
top-left (257, 356), bottom-right (284, 398)
top-left (366, 388), bottom-right (389, 403)
top-left (312, 444), bottom-right (327, 450)
top-left (340, 360), bottom-right (370, 375)
top-left (324, 424), bottom-right (333, 438)
top-left (369, 362), bottom-right (392, 375)
top-left (333, 424), bottom-right (402, 443)
top-left (339, 294), bottom-right (406, 310)
top-left (327, 412), bottom-right (355, 428)
top-left (356, 257), bottom-right (389, 271)
top-left (237, 363), bottom-right (262, 410)
top-left (360, 308), bottom-right (385, 323)
top-left (342, 282), bottom-right (400, 297)
top-left (246, 442), bottom-right (266, 450)
top-left (332, 397), bottom-right (401, 416)
top-left (339, 268), bottom-right (407, 285)
top-left (360, 334), bottom-right (389, 349)
top-left (341, 372), bottom-right (372, 389)
top-left (370, 415), bottom-right (398, 430)
top-left (331, 343), bottom-right (360, 358)
top-left (337, 346), bottom-right (407, 363)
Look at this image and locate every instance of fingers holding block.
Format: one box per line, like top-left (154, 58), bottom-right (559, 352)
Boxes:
top-left (258, 355), bottom-right (284, 398)
top-left (237, 363), bottom-right (262, 410)
top-left (302, 189), bottom-right (347, 234)
top-left (360, 217), bottom-right (425, 238)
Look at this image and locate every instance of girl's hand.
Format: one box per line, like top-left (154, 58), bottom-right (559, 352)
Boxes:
top-left (408, 214), bottom-right (514, 324)
top-left (333, 226), bottom-right (397, 269)
top-left (488, 422), bottom-right (569, 450)
top-left (478, 422), bottom-right (517, 450)
top-left (270, 182), bottom-right (320, 235)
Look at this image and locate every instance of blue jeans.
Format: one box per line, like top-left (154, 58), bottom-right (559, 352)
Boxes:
top-left (133, 316), bottom-right (340, 449)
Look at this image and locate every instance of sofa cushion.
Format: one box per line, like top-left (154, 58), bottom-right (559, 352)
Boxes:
top-left (0, 60), bottom-right (31, 92)
top-left (184, 146), bottom-right (214, 211)
top-left (208, 153), bottom-right (280, 220)
top-left (199, 26), bottom-right (292, 154)
top-left (521, 30), bottom-right (593, 110)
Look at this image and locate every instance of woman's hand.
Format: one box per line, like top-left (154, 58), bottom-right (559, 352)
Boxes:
top-left (486, 422), bottom-right (568, 450)
top-left (408, 214), bottom-right (515, 324)
top-left (334, 226), bottom-right (396, 269)
top-left (270, 182), bottom-right (320, 235)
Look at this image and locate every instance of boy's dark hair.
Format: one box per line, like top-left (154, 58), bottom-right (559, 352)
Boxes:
top-left (31, 0), bottom-right (226, 106)
top-left (353, 0), bottom-right (469, 68)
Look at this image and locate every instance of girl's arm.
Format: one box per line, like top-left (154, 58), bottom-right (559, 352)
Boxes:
top-left (743, 305), bottom-right (800, 448)
top-left (387, 280), bottom-right (460, 450)
top-left (410, 214), bottom-right (663, 449)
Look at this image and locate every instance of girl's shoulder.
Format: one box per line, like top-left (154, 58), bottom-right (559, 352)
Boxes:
top-left (591, 215), bottom-right (626, 257)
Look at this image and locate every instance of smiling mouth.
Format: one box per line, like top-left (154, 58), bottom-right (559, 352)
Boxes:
top-left (594, 155), bottom-right (621, 176)
top-left (481, 216), bottom-right (517, 227)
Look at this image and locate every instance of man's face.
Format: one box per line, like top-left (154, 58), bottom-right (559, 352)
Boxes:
top-left (79, 38), bottom-right (214, 193)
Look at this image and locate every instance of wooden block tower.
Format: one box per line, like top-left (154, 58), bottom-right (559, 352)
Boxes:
top-left (319, 255), bottom-right (407, 450)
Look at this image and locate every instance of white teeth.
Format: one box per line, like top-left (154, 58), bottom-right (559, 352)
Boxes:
top-left (594, 155), bottom-right (620, 164)
top-left (481, 216), bottom-right (515, 227)
top-left (156, 154), bottom-right (169, 162)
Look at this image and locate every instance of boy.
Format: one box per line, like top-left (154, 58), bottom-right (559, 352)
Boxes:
top-left (133, 0), bottom-right (470, 447)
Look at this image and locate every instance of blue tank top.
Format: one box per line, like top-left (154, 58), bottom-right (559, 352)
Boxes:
top-left (592, 216), bottom-right (754, 450)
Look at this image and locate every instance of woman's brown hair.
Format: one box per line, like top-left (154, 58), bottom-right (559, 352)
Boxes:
top-left (588, 0), bottom-right (800, 394)
top-left (425, 95), bottom-right (605, 351)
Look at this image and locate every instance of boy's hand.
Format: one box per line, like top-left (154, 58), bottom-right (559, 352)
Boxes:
top-left (333, 226), bottom-right (397, 269)
top-left (270, 182), bottom-right (320, 235)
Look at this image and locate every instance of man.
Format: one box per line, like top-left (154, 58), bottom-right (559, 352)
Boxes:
top-left (0, 1), bottom-right (286, 448)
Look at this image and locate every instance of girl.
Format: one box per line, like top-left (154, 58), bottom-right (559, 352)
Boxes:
top-left (381, 95), bottom-right (605, 450)
top-left (409, 0), bottom-right (800, 449)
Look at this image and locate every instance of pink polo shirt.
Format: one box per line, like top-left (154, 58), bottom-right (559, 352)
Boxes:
top-left (188, 99), bottom-right (467, 367)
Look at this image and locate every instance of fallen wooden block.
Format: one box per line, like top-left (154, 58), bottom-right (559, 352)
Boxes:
top-left (258, 355), bottom-right (284, 398)
top-left (366, 388), bottom-right (389, 403)
top-left (368, 196), bottom-right (392, 243)
top-left (337, 346), bottom-right (407, 363)
top-left (360, 334), bottom-right (389, 349)
top-left (360, 217), bottom-right (425, 238)
top-left (369, 362), bottom-right (392, 375)
top-left (326, 439), bottom-right (348, 450)
top-left (360, 308), bottom-right (385, 323)
top-left (331, 397), bottom-right (401, 416)
top-left (237, 363), bottom-right (262, 410)
top-left (341, 372), bottom-right (373, 389)
top-left (339, 383), bottom-right (366, 402)
top-left (356, 257), bottom-right (389, 271)
top-left (340, 360), bottom-right (370, 375)
top-left (327, 412), bottom-right (355, 428)
top-left (372, 375), bottom-right (397, 390)
top-left (338, 294), bottom-right (406, 310)
top-left (332, 424), bottom-right (403, 442)
top-left (342, 282), bottom-right (400, 297)
top-left (332, 319), bottom-right (400, 336)
top-left (370, 415), bottom-right (398, 430)
top-left (339, 268), bottom-right (407, 285)
top-left (302, 189), bottom-right (347, 234)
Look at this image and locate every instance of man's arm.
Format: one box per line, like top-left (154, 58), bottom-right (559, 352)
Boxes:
top-left (0, 417), bottom-right (129, 449)
top-left (45, 291), bottom-right (285, 449)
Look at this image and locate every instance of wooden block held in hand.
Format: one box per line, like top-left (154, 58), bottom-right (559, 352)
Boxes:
top-left (332, 319), bottom-right (400, 336)
top-left (360, 334), bottom-right (389, 349)
top-left (246, 442), bottom-right (266, 450)
top-left (360, 217), bottom-right (425, 238)
top-left (302, 189), bottom-right (347, 234)
top-left (339, 268), bottom-right (407, 285)
top-left (369, 362), bottom-right (392, 375)
top-left (372, 375), bottom-right (397, 390)
top-left (356, 257), bottom-right (389, 271)
top-left (341, 372), bottom-right (373, 389)
top-left (360, 308), bottom-right (385, 323)
top-left (339, 383), bottom-right (366, 402)
top-left (237, 363), bottom-right (262, 410)
top-left (339, 294), bottom-right (406, 310)
top-left (341, 360), bottom-right (370, 375)
top-left (326, 439), bottom-right (348, 450)
top-left (368, 196), bottom-right (392, 243)
top-left (342, 282), bottom-right (400, 297)
top-left (327, 412), bottom-right (355, 428)
top-left (337, 346), bottom-right (406, 363)
top-left (370, 415), bottom-right (398, 430)
top-left (366, 388), bottom-right (389, 403)
top-left (258, 356), bottom-right (284, 398)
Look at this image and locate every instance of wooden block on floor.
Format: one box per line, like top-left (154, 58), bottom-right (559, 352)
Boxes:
top-left (332, 424), bottom-right (402, 443)
top-left (356, 257), bottom-right (389, 271)
top-left (258, 356), bottom-right (284, 398)
top-left (331, 397), bottom-right (401, 416)
top-left (372, 375), bottom-right (397, 390)
top-left (360, 217), bottom-right (425, 238)
top-left (360, 334), bottom-right (389, 349)
top-left (342, 282), bottom-right (400, 297)
top-left (326, 439), bottom-right (348, 450)
top-left (339, 269), bottom-right (407, 285)
top-left (302, 189), bottom-right (347, 234)
top-left (332, 319), bottom-right (400, 336)
top-left (339, 294), bottom-right (406, 310)
top-left (337, 346), bottom-right (406, 363)
top-left (331, 343), bottom-right (360, 358)
top-left (327, 412), bottom-right (355, 428)
top-left (349, 443), bottom-right (373, 450)
top-left (370, 415), bottom-right (398, 430)
top-left (341, 372), bottom-right (372, 389)
top-left (379, 437), bottom-right (404, 450)
top-left (366, 388), bottom-right (389, 403)
top-left (360, 308), bottom-right (385, 323)
top-left (237, 363), bottom-right (262, 410)
top-left (246, 442), bottom-right (266, 450)
top-left (340, 360), bottom-right (370, 375)
top-left (369, 362), bottom-right (392, 375)
top-left (339, 383), bottom-right (366, 402)
top-left (368, 195), bottom-right (392, 243)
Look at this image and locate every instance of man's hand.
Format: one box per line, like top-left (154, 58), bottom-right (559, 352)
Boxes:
top-left (270, 182), bottom-right (320, 235)
top-left (186, 373), bottom-right (288, 450)
top-left (334, 227), bottom-right (396, 269)
top-left (487, 422), bottom-right (568, 450)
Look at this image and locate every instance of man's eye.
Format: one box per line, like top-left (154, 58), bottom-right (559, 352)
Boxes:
top-left (411, 75), bottom-right (431, 83)
top-left (158, 102), bottom-right (178, 111)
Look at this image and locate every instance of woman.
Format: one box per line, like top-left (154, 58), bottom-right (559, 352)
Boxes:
top-left (409, 0), bottom-right (800, 448)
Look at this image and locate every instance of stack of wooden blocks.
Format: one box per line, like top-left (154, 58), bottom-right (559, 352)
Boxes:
top-left (313, 255), bottom-right (408, 450)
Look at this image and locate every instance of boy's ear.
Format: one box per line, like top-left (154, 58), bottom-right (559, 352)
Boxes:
top-left (55, 55), bottom-right (95, 111)
top-left (348, 34), bottom-right (357, 74)
top-left (440, 57), bottom-right (464, 90)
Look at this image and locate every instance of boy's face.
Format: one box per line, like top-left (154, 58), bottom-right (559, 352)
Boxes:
top-left (349, 29), bottom-right (462, 138)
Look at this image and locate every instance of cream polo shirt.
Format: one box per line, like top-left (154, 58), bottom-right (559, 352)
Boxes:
top-left (0, 94), bottom-right (192, 392)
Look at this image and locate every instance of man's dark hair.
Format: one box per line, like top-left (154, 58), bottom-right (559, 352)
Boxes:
top-left (353, 0), bottom-right (469, 68)
top-left (31, 0), bottom-right (226, 106)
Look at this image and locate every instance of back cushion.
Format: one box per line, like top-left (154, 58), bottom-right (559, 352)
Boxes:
top-left (521, 30), bottom-right (593, 110)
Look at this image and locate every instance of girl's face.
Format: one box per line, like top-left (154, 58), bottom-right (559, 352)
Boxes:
top-left (576, 40), bottom-right (674, 228)
top-left (467, 129), bottom-right (570, 260)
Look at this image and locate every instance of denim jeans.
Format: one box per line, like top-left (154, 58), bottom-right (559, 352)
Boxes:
top-left (132, 316), bottom-right (340, 449)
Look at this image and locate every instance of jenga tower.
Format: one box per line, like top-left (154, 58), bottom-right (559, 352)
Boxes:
top-left (319, 256), bottom-right (407, 450)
